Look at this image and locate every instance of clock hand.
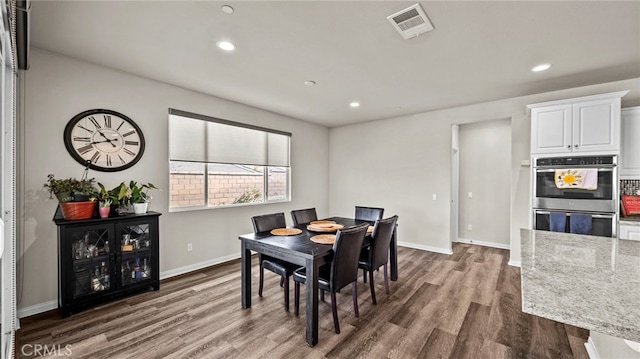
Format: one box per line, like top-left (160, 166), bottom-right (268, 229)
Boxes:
top-left (91, 139), bottom-right (119, 144)
top-left (97, 131), bottom-right (117, 148)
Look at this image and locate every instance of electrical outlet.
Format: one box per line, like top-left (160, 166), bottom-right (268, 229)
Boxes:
top-left (187, 243), bottom-right (193, 252)
top-left (432, 194), bottom-right (437, 201)
top-left (467, 224), bottom-right (472, 231)
top-left (468, 192), bottom-right (473, 198)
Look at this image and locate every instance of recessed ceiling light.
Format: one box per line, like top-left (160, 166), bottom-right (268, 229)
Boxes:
top-left (350, 102), bottom-right (360, 108)
top-left (221, 5), bottom-right (234, 14)
top-left (304, 80), bottom-right (316, 86)
top-left (216, 40), bottom-right (236, 52)
top-left (531, 63), bottom-right (551, 72)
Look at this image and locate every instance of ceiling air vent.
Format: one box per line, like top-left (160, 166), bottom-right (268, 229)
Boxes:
top-left (387, 3), bottom-right (434, 40)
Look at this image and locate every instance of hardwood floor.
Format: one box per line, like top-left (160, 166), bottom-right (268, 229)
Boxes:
top-left (16, 244), bottom-right (590, 358)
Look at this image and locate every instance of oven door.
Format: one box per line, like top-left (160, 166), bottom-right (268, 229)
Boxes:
top-left (533, 210), bottom-right (616, 237)
top-left (533, 167), bottom-right (617, 212)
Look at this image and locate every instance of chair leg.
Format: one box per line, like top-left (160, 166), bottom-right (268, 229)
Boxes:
top-left (369, 269), bottom-right (377, 305)
top-left (363, 268), bottom-right (367, 283)
top-left (259, 266), bottom-right (264, 297)
top-left (283, 277), bottom-right (290, 311)
top-left (331, 292), bottom-right (340, 334)
top-left (351, 282), bottom-right (359, 317)
top-left (383, 264), bottom-right (390, 294)
top-left (294, 282), bottom-right (300, 316)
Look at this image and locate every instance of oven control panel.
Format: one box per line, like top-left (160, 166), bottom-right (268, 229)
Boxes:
top-left (536, 156), bottom-right (616, 167)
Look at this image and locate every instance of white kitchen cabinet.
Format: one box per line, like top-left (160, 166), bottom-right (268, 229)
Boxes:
top-left (620, 107), bottom-right (640, 179)
top-left (529, 91), bottom-right (627, 155)
top-left (619, 223), bottom-right (640, 241)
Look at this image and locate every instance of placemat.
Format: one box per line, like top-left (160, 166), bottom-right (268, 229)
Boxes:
top-left (307, 223), bottom-right (344, 233)
top-left (270, 228), bottom-right (302, 236)
top-left (310, 220), bottom-right (336, 225)
top-left (310, 234), bottom-right (336, 245)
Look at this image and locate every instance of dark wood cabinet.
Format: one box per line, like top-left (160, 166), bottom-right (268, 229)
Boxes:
top-left (54, 211), bottom-right (161, 317)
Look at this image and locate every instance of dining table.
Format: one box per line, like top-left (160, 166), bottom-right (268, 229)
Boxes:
top-left (239, 216), bottom-right (398, 346)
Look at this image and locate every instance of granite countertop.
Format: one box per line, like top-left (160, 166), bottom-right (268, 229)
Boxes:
top-left (520, 229), bottom-right (640, 342)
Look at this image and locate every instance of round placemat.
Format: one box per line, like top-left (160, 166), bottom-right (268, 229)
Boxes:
top-left (310, 234), bottom-right (336, 244)
top-left (309, 220), bottom-right (336, 225)
top-left (270, 228), bottom-right (302, 236)
top-left (307, 223), bottom-right (344, 233)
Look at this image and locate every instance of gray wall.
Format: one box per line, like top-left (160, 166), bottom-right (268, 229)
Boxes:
top-left (18, 49), bottom-right (330, 314)
top-left (458, 118), bottom-right (511, 246)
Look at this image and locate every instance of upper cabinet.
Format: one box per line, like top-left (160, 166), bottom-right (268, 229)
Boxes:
top-left (620, 107), bottom-right (640, 179)
top-left (529, 91), bottom-right (628, 155)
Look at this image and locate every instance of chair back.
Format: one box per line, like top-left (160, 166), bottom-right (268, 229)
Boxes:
top-left (354, 206), bottom-right (385, 222)
top-left (290, 208), bottom-right (318, 225)
top-left (369, 215), bottom-right (398, 270)
top-left (251, 212), bottom-right (286, 233)
top-left (330, 223), bottom-right (368, 291)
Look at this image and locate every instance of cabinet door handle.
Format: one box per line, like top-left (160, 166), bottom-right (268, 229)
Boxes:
top-left (574, 144), bottom-right (579, 148)
top-left (567, 145), bottom-right (571, 149)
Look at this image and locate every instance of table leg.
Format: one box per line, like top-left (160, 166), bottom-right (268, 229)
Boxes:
top-left (390, 226), bottom-right (398, 281)
top-left (305, 258), bottom-right (319, 346)
top-left (241, 240), bottom-right (251, 308)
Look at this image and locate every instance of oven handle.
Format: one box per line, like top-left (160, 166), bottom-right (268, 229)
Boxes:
top-left (534, 210), bottom-right (615, 219)
top-left (535, 168), bottom-right (614, 173)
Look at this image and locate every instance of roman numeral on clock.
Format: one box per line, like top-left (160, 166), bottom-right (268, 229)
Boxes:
top-left (78, 144), bottom-right (94, 155)
top-left (118, 155), bottom-right (126, 164)
top-left (122, 130), bottom-right (136, 137)
top-left (90, 151), bottom-right (101, 164)
top-left (73, 136), bottom-right (91, 142)
top-left (125, 140), bottom-right (139, 146)
top-left (78, 124), bottom-right (94, 134)
top-left (123, 148), bottom-right (136, 157)
top-left (103, 115), bottom-right (112, 128)
top-left (88, 116), bottom-right (101, 129)
top-left (106, 155), bottom-right (112, 167)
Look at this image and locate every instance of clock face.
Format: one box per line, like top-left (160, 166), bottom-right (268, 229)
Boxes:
top-left (64, 109), bottom-right (145, 172)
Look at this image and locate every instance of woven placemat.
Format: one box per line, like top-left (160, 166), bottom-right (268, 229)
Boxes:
top-left (270, 228), bottom-right (302, 236)
top-left (309, 220), bottom-right (336, 225)
top-left (307, 223), bottom-right (344, 233)
top-left (310, 234), bottom-right (336, 245)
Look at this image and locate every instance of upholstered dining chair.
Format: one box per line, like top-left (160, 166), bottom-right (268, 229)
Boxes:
top-left (293, 223), bottom-right (369, 334)
top-left (358, 215), bottom-right (398, 305)
top-left (251, 212), bottom-right (300, 311)
top-left (290, 208), bottom-right (318, 226)
top-left (354, 206), bottom-right (385, 222)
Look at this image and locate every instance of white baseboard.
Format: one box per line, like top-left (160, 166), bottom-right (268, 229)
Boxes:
top-left (160, 252), bottom-right (241, 280)
top-left (18, 300), bottom-right (57, 319)
top-left (18, 253), bottom-right (243, 318)
top-left (507, 259), bottom-right (521, 267)
top-left (398, 241), bottom-right (453, 255)
top-left (585, 336), bottom-right (600, 359)
top-left (456, 237), bottom-right (510, 250)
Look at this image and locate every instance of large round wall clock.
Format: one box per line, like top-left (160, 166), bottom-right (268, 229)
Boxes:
top-left (64, 109), bottom-right (146, 172)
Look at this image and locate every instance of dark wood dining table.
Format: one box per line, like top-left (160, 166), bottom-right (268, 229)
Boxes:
top-left (239, 216), bottom-right (398, 346)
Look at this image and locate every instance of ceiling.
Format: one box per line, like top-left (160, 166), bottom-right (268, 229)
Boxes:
top-left (30, 1), bottom-right (640, 127)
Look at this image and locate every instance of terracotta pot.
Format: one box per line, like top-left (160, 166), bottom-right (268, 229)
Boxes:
top-left (59, 201), bottom-right (96, 220)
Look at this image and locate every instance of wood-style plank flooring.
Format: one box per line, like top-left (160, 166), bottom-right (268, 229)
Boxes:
top-left (16, 244), bottom-right (590, 358)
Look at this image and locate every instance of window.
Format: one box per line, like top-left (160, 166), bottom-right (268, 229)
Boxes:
top-left (169, 109), bottom-right (291, 210)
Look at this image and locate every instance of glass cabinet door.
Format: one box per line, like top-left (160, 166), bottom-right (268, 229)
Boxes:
top-left (69, 225), bottom-right (112, 299)
top-left (118, 221), bottom-right (153, 287)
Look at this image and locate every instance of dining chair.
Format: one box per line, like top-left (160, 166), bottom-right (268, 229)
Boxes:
top-left (290, 208), bottom-right (318, 225)
top-left (358, 215), bottom-right (398, 305)
top-left (354, 206), bottom-right (385, 222)
top-left (251, 212), bottom-right (300, 311)
top-left (293, 223), bottom-right (368, 334)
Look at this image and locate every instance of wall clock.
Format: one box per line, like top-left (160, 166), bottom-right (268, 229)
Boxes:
top-left (64, 109), bottom-right (145, 172)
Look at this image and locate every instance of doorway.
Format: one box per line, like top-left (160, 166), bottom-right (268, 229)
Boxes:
top-left (450, 125), bottom-right (459, 249)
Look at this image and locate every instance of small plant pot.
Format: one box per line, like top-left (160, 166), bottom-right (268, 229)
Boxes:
top-left (98, 206), bottom-right (111, 218)
top-left (59, 201), bottom-right (96, 220)
top-left (132, 203), bottom-right (148, 214)
top-left (55, 191), bottom-right (72, 202)
top-left (72, 194), bottom-right (91, 202)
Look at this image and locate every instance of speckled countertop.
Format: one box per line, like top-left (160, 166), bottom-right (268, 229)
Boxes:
top-left (520, 229), bottom-right (640, 342)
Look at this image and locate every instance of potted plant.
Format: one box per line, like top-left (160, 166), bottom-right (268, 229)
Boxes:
top-left (98, 199), bottom-right (112, 218)
top-left (44, 174), bottom-right (98, 220)
top-left (123, 181), bottom-right (158, 214)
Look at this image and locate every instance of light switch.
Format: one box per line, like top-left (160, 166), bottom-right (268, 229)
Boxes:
top-left (468, 192), bottom-right (473, 198)
top-left (432, 194), bottom-right (437, 201)
top-left (467, 224), bottom-right (472, 231)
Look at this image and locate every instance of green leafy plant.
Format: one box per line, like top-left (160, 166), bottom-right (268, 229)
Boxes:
top-left (125, 181), bottom-right (158, 204)
top-left (44, 174), bottom-right (97, 202)
top-left (233, 188), bottom-right (263, 204)
top-left (98, 199), bottom-right (112, 208)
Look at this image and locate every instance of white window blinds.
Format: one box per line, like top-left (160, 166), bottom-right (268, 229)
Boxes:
top-left (169, 109), bottom-right (290, 166)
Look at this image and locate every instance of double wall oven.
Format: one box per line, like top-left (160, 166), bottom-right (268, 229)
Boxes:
top-left (532, 155), bottom-right (617, 237)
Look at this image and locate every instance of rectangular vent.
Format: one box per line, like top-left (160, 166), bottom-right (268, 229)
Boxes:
top-left (387, 3), bottom-right (434, 40)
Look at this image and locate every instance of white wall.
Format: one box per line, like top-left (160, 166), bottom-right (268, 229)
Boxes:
top-left (18, 49), bottom-right (330, 313)
top-left (329, 78), bottom-right (640, 260)
top-left (458, 118), bottom-right (511, 247)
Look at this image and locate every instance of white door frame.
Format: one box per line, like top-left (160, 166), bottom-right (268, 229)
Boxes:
top-left (450, 125), bottom-right (459, 249)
